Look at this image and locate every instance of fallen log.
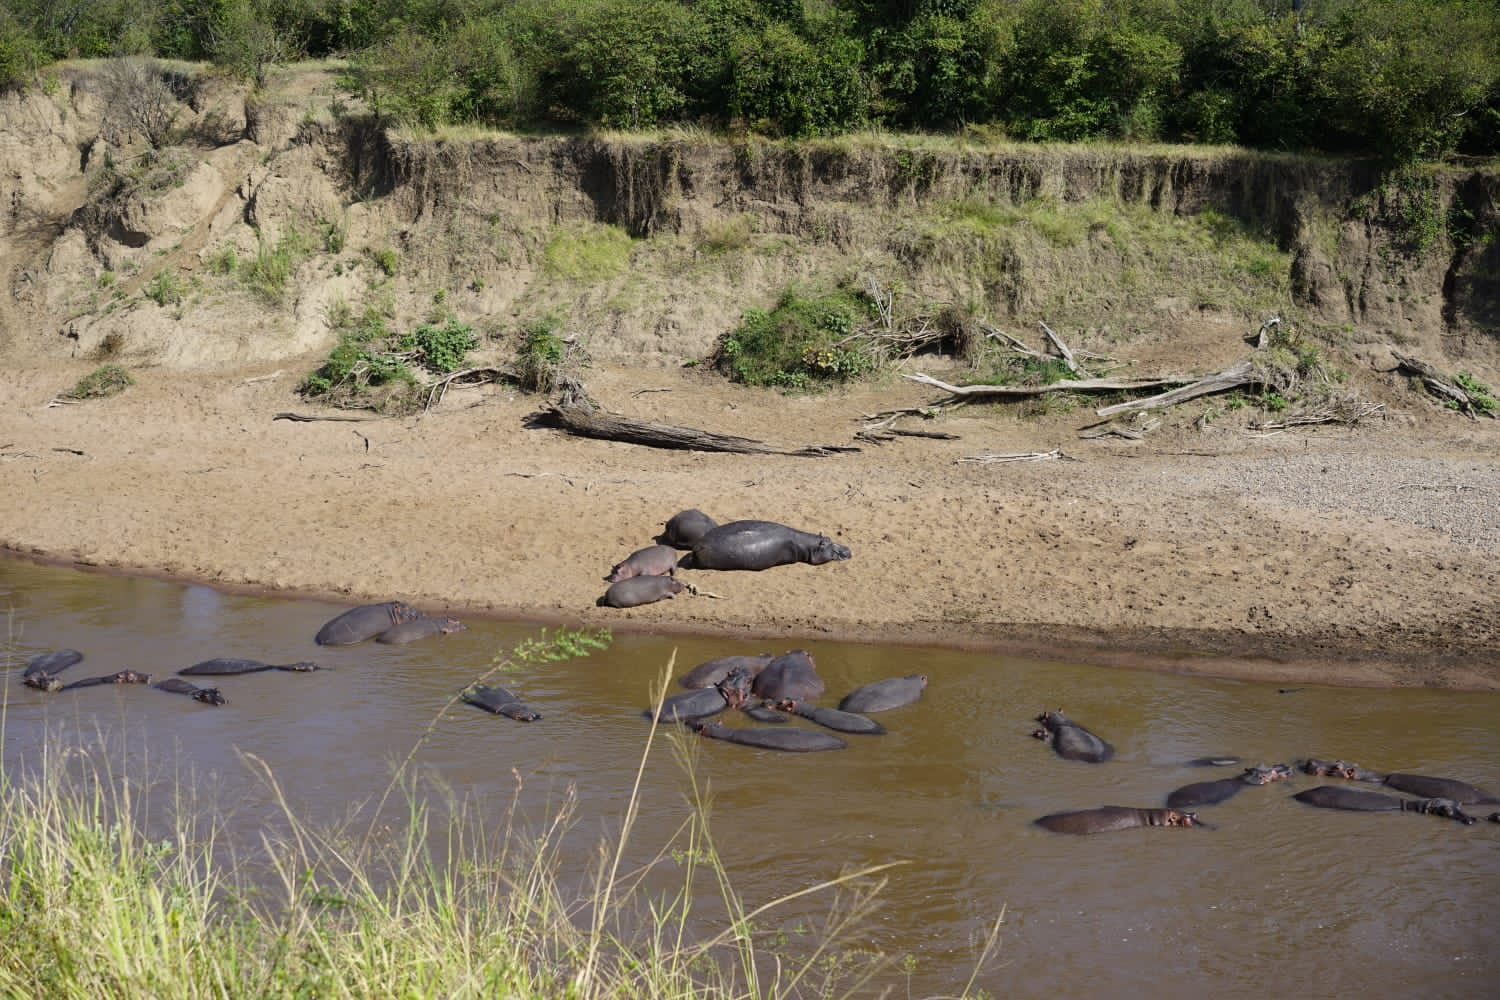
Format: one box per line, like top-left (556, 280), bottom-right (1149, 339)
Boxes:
top-left (1093, 361), bottom-right (1259, 417)
top-left (1394, 354), bottom-right (1495, 419)
top-left (902, 372), bottom-right (1187, 399)
top-left (526, 382), bottom-right (859, 457)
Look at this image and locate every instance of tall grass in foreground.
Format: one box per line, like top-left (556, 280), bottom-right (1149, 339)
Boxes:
top-left (0, 636), bottom-right (1002, 998)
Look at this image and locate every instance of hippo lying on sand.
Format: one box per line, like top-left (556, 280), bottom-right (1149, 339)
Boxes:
top-left (657, 509), bottom-right (718, 549)
top-left (598, 576), bottom-right (688, 608)
top-left (680, 520), bottom-right (850, 571)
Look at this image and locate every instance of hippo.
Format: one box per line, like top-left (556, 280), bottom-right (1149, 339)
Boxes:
top-left (1166, 764), bottom-right (1293, 808)
top-left (779, 701), bottom-right (886, 735)
top-left (1293, 786), bottom-right (1476, 824)
top-left (691, 721), bottom-right (848, 753)
top-left (605, 544), bottom-right (679, 583)
top-left (1035, 806), bottom-right (1206, 835)
top-left (1298, 758), bottom-right (1500, 805)
top-left (315, 601), bottom-right (422, 646)
top-left (153, 677), bottom-right (226, 705)
top-left (679, 653), bottom-right (775, 689)
top-left (652, 666), bottom-right (754, 723)
top-left (598, 576), bottom-right (688, 608)
top-left (461, 684), bottom-right (542, 721)
top-left (679, 520), bottom-right (850, 572)
top-left (60, 670), bottom-right (152, 690)
top-left (740, 701), bottom-right (790, 723)
top-left (1032, 710), bottom-right (1115, 763)
top-left (837, 674), bottom-right (927, 713)
top-left (375, 616), bottom-right (468, 644)
top-left (1182, 756), bottom-right (1243, 768)
top-left (180, 658), bottom-right (320, 675)
top-left (750, 650), bottom-right (825, 704)
top-left (22, 648), bottom-right (84, 691)
top-left (657, 509), bottom-right (718, 549)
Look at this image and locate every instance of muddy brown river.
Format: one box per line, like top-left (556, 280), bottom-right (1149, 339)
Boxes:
top-left (2, 556), bottom-right (1497, 998)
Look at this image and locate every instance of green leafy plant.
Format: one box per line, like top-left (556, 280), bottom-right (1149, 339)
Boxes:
top-left (398, 319), bottom-right (477, 374)
top-left (1453, 372), bottom-right (1496, 414)
top-left (60, 364), bottom-right (133, 400)
top-left (239, 227), bottom-right (310, 303)
top-left (144, 269), bottom-right (183, 306)
top-left (715, 286), bottom-right (877, 390)
top-left (369, 246), bottom-right (399, 276)
top-left (515, 314), bottom-right (569, 393)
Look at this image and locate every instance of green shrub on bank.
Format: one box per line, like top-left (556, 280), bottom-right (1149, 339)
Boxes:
top-left (515, 313), bottom-right (568, 393)
top-left (301, 311), bottom-right (477, 413)
top-left (715, 286), bottom-right (878, 390)
top-left (60, 364), bottom-right (133, 400)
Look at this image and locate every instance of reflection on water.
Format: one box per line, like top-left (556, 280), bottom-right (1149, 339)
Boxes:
top-left (2, 556), bottom-right (1497, 998)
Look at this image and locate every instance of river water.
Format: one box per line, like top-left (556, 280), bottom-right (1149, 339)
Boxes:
top-left (2, 556), bottom-right (1496, 998)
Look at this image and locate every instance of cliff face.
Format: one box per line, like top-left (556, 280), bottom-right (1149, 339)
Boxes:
top-left (1, 64), bottom-right (1495, 372)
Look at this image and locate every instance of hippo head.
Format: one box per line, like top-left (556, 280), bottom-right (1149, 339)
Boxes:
top-left (438, 618), bottom-right (469, 634)
top-left (111, 670), bottom-right (148, 684)
top-left (716, 667), bottom-right (753, 708)
top-left (1165, 810), bottom-right (1208, 828)
top-left (24, 673), bottom-right (64, 692)
top-left (1417, 798), bottom-right (1475, 824)
top-left (1298, 758), bottom-right (1341, 777)
top-left (194, 687), bottom-right (227, 706)
top-left (807, 535), bottom-right (852, 565)
top-left (1245, 764), bottom-right (1294, 785)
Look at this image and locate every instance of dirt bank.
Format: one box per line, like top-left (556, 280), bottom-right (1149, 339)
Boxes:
top-left (3, 355), bottom-right (1497, 691)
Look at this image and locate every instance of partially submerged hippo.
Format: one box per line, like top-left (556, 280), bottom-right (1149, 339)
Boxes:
top-left (375, 616), bottom-right (468, 645)
top-left (61, 670), bottom-right (152, 690)
top-left (652, 666), bottom-right (755, 723)
top-left (1293, 786), bottom-right (1476, 824)
top-left (838, 674), bottom-right (927, 713)
top-left (1299, 758), bottom-right (1500, 805)
top-left (679, 653), bottom-right (775, 689)
top-left (315, 601), bottom-right (422, 646)
top-left (692, 721), bottom-right (848, 753)
top-left (598, 576), bottom-right (688, 608)
top-left (180, 658), bottom-right (320, 675)
top-left (657, 509), bottom-right (718, 549)
top-left (22, 648), bottom-right (84, 691)
top-left (779, 701), bottom-right (886, 735)
top-left (1033, 710), bottom-right (1115, 763)
top-left (606, 544), bottom-right (679, 583)
top-left (1166, 764), bottom-right (1293, 808)
top-left (1035, 806), bottom-right (1206, 835)
top-left (680, 520), bottom-right (850, 572)
top-left (461, 684), bottom-right (542, 721)
top-left (154, 677), bottom-right (226, 706)
top-left (750, 650), bottom-right (825, 704)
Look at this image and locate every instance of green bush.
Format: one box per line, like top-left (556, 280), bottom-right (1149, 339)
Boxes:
top-left (61, 364), bottom-right (133, 400)
top-left (515, 314), bottom-right (568, 393)
top-left (399, 320), bottom-right (477, 374)
top-left (239, 227), bottom-right (309, 303)
top-left (715, 287), bottom-right (876, 389)
top-left (144, 269), bottom-right (183, 306)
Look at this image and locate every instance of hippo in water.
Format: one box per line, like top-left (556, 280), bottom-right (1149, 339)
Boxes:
top-left (598, 576), bottom-right (688, 608)
top-left (1033, 710), bottom-right (1115, 763)
top-left (60, 670), bottom-right (152, 691)
top-left (22, 648), bottom-right (85, 691)
top-left (678, 653), bottom-right (775, 689)
top-left (375, 616), bottom-right (468, 645)
top-left (315, 601), bottom-right (422, 646)
top-left (1293, 786), bottom-right (1476, 824)
top-left (679, 520), bottom-right (850, 572)
top-left (605, 544), bottom-right (679, 583)
top-left (652, 666), bottom-right (755, 723)
top-left (1299, 758), bottom-right (1500, 805)
top-left (691, 721), bottom-right (847, 753)
top-left (461, 684), bottom-right (542, 721)
top-left (838, 675), bottom-right (927, 713)
top-left (750, 650), bottom-right (825, 705)
top-left (777, 701), bottom-right (886, 735)
top-left (1035, 806), bottom-right (1207, 835)
top-left (180, 658), bottom-right (320, 675)
top-left (154, 677), bottom-right (226, 706)
top-left (657, 509), bottom-right (718, 549)
top-left (1166, 764), bottom-right (1293, 808)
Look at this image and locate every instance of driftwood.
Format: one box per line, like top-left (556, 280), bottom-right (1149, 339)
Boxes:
top-left (904, 371), bottom-right (1187, 400)
top-left (957, 449), bottom-right (1071, 464)
top-left (423, 365), bottom-right (518, 411)
top-left (526, 381), bottom-right (859, 457)
top-left (274, 412), bottom-right (378, 423)
top-left (854, 427), bottom-right (961, 444)
top-left (1077, 415), bottom-right (1162, 440)
top-left (1094, 361), bottom-right (1258, 417)
top-left (1395, 354), bottom-right (1495, 419)
top-left (1038, 321), bottom-right (1084, 377)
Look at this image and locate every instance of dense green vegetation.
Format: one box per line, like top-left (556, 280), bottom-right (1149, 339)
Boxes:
top-left (1, 1), bottom-right (1496, 163)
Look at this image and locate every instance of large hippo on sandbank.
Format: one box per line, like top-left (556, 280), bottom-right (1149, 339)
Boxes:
top-left (838, 674), bottom-right (927, 713)
top-left (315, 601), bottom-right (422, 646)
top-left (679, 520), bottom-right (850, 571)
top-left (1293, 786), bottom-right (1476, 824)
top-left (1166, 764), bottom-right (1293, 808)
top-left (375, 616), bottom-right (468, 644)
top-left (598, 576), bottom-right (689, 608)
top-left (678, 653), bottom-right (775, 689)
top-left (605, 544), bottom-right (679, 583)
top-left (1299, 758), bottom-right (1500, 805)
top-left (657, 509), bottom-right (718, 549)
top-left (180, 658), bottom-right (320, 675)
top-left (1035, 806), bottom-right (1207, 835)
top-left (1033, 710), bottom-right (1115, 763)
top-left (691, 721), bottom-right (848, 753)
